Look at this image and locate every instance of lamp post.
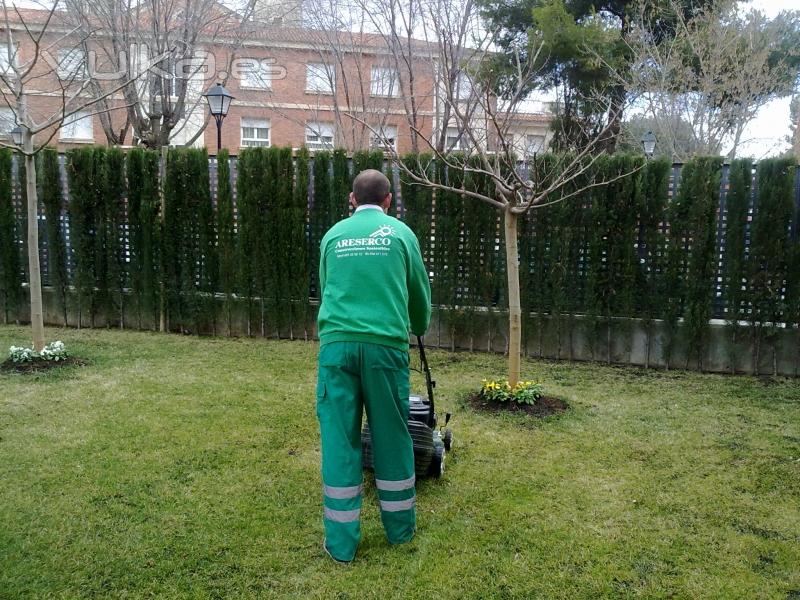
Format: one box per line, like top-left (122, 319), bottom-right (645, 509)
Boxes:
top-left (203, 82), bottom-right (234, 153)
top-left (641, 131), bottom-right (656, 159)
top-left (9, 125), bottom-right (23, 147)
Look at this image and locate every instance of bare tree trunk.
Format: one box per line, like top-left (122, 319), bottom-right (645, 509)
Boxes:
top-left (24, 146), bottom-right (44, 352)
top-left (504, 207), bottom-right (521, 386)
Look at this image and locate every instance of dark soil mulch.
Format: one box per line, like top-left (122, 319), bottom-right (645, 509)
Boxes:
top-left (467, 392), bottom-right (569, 418)
top-left (1, 356), bottom-right (87, 374)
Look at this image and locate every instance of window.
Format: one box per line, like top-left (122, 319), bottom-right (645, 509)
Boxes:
top-left (305, 122), bottom-right (334, 150)
top-left (0, 43), bottom-right (16, 76)
top-left (455, 72), bottom-right (472, 101)
top-left (241, 117), bottom-right (270, 147)
top-left (238, 57), bottom-right (271, 89)
top-left (371, 67), bottom-right (399, 97)
top-left (371, 125), bottom-right (397, 151)
top-left (525, 134), bottom-right (545, 155)
top-left (0, 107), bottom-right (15, 136)
top-left (306, 63), bottom-right (334, 94)
top-left (57, 47), bottom-right (87, 80)
top-left (60, 111), bottom-right (93, 141)
top-left (445, 127), bottom-right (464, 151)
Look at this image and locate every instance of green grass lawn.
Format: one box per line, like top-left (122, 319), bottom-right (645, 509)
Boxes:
top-left (1, 325), bottom-right (799, 599)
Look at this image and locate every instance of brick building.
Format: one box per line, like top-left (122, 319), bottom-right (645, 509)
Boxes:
top-left (0, 5), bottom-right (551, 156)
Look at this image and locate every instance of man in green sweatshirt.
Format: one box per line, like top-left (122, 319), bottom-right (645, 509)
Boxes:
top-left (316, 169), bottom-right (431, 563)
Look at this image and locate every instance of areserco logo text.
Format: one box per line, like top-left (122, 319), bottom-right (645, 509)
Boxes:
top-left (335, 237), bottom-right (392, 249)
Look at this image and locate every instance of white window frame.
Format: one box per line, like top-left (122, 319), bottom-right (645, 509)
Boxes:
top-left (455, 72), bottom-right (473, 101)
top-left (371, 125), bottom-right (397, 151)
top-left (60, 111), bottom-right (93, 141)
top-left (305, 121), bottom-right (334, 150)
top-left (306, 63), bottom-right (334, 94)
top-left (0, 107), bottom-right (16, 136)
top-left (57, 47), bottom-right (87, 80)
top-left (445, 126), bottom-right (464, 151)
top-left (238, 57), bottom-right (272, 90)
top-left (240, 117), bottom-right (271, 147)
top-left (0, 42), bottom-right (17, 77)
top-left (371, 66), bottom-right (400, 97)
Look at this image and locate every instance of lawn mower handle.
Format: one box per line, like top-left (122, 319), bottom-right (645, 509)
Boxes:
top-left (416, 336), bottom-right (435, 414)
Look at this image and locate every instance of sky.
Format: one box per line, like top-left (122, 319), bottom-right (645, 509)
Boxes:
top-left (729, 0), bottom-right (797, 158)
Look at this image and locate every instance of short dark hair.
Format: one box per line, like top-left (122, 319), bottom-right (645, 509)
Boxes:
top-left (352, 169), bottom-right (390, 205)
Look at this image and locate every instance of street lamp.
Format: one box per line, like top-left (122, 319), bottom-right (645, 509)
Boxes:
top-left (641, 131), bottom-right (656, 158)
top-left (203, 82), bottom-right (234, 153)
top-left (10, 125), bottom-right (23, 146)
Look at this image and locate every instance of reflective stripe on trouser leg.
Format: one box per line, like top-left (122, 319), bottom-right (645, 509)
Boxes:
top-left (361, 344), bottom-right (417, 545)
top-left (317, 342), bottom-right (364, 562)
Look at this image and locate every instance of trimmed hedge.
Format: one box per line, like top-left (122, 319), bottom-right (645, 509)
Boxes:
top-left (3, 147), bottom-right (799, 373)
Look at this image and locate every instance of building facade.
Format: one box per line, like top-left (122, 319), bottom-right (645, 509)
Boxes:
top-left (0, 6), bottom-right (551, 157)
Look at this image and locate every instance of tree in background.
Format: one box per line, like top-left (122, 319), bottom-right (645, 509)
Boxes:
top-left (0, 1), bottom-right (143, 350)
top-left (64, 0), bottom-right (257, 148)
top-left (619, 113), bottom-right (704, 161)
top-left (625, 0), bottom-right (800, 159)
top-left (347, 4), bottom-right (640, 385)
top-left (479, 0), bottom-right (720, 152)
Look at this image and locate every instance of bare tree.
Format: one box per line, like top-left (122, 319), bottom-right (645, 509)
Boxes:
top-left (62, 0), bottom-right (257, 148)
top-left (0, 1), bottom-right (150, 351)
top-left (624, 0), bottom-right (800, 160)
top-left (344, 1), bottom-right (637, 384)
top-left (298, 0), bottom-right (439, 152)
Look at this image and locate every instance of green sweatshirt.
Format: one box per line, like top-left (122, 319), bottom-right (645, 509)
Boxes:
top-left (317, 205), bottom-right (432, 350)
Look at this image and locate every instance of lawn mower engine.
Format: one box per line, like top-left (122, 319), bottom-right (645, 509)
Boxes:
top-left (361, 336), bottom-right (453, 478)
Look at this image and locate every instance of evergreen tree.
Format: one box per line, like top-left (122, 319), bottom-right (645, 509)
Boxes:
top-left (310, 150), bottom-right (332, 301)
top-left (331, 148), bottom-right (350, 222)
top-left (38, 148), bottom-right (69, 326)
top-left (722, 159), bottom-right (753, 373)
top-left (140, 150), bottom-right (161, 329)
top-left (105, 147), bottom-right (126, 327)
top-left (0, 148), bottom-right (22, 323)
top-left (216, 149), bottom-right (236, 336)
top-left (191, 148), bottom-right (216, 334)
top-left (434, 156), bottom-right (464, 349)
top-left (236, 148), bottom-right (259, 335)
top-left (666, 156), bottom-right (723, 370)
top-left (749, 158), bottom-right (795, 375)
top-left (66, 148), bottom-right (98, 327)
top-left (127, 148), bottom-right (145, 328)
top-left (290, 147), bottom-right (311, 338)
top-left (636, 157), bottom-right (671, 368)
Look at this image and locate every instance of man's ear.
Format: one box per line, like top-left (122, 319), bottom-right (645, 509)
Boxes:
top-left (382, 193), bottom-right (392, 213)
top-left (349, 192), bottom-right (358, 209)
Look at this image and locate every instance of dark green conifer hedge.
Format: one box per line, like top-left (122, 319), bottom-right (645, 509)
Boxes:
top-left (0, 148), bottom-right (22, 323)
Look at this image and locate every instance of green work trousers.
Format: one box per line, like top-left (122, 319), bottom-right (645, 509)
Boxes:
top-left (316, 341), bottom-right (416, 562)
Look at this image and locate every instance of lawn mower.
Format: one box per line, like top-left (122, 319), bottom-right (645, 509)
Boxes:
top-left (361, 336), bottom-right (453, 478)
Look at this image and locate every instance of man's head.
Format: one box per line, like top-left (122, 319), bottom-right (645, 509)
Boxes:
top-left (350, 169), bottom-right (392, 212)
